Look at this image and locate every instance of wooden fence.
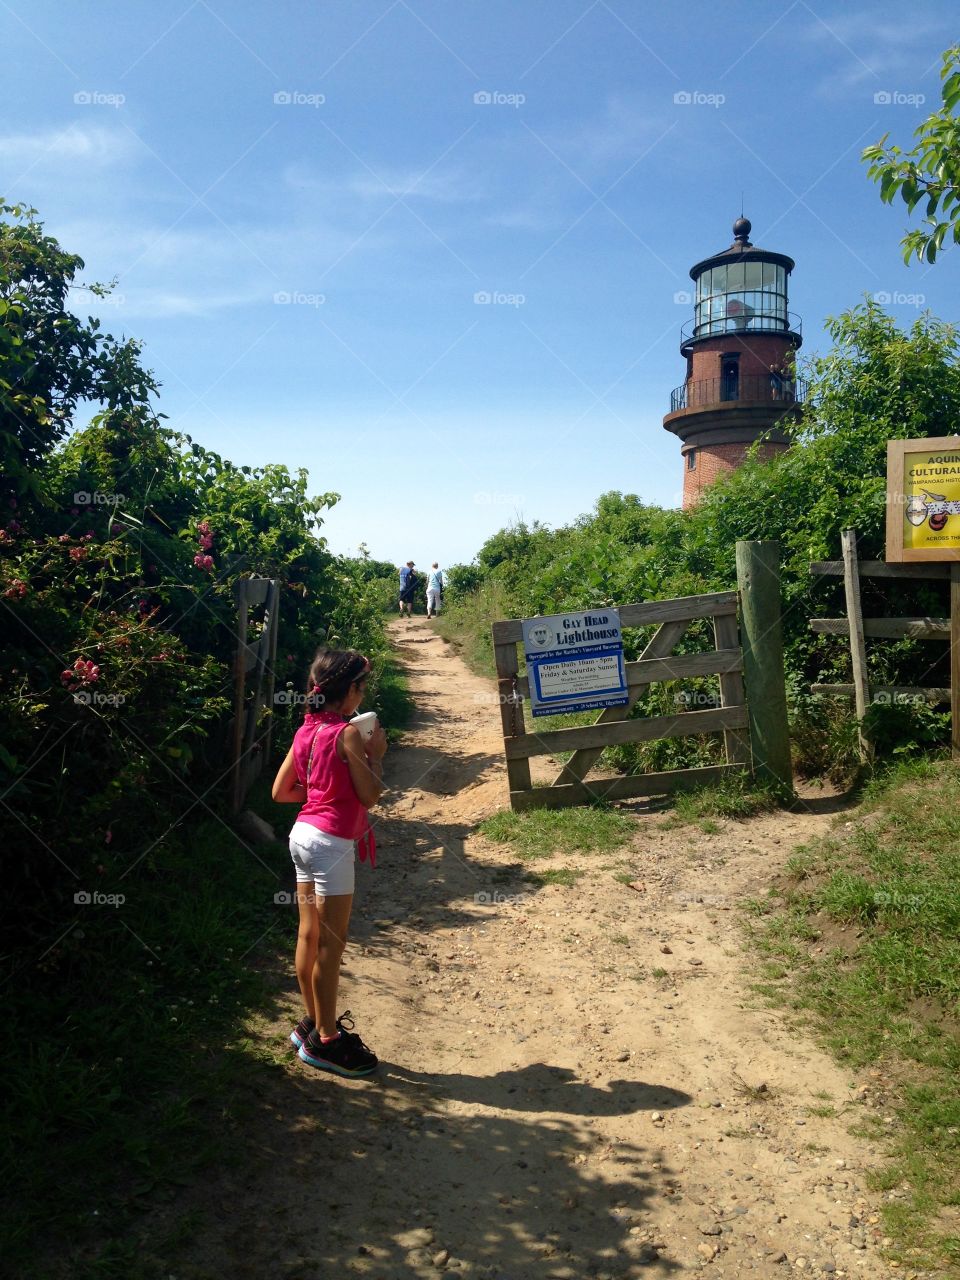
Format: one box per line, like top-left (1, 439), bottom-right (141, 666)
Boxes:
top-left (809, 528), bottom-right (960, 759)
top-left (491, 541), bottom-right (793, 811)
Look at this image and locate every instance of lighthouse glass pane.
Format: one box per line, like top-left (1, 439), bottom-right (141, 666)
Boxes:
top-left (762, 261), bottom-right (776, 288)
top-left (710, 265), bottom-right (726, 294)
top-left (744, 262), bottom-right (763, 289)
top-left (726, 262), bottom-right (744, 290)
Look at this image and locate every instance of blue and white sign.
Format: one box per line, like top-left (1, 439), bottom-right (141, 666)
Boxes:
top-left (522, 609), bottom-right (628, 718)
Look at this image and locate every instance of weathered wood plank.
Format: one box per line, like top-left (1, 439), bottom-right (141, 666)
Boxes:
top-left (810, 560), bottom-right (953, 580)
top-left (490, 591), bottom-right (738, 645)
top-left (493, 640), bottom-right (531, 795)
top-left (550, 619), bottom-right (690, 787)
top-left (810, 618), bottom-right (950, 639)
top-left (713, 611), bottom-right (752, 766)
top-left (504, 705), bottom-right (748, 760)
top-left (842, 529), bottom-right (872, 762)
top-left (736, 541), bottom-right (793, 796)
top-left (510, 764), bottom-right (749, 810)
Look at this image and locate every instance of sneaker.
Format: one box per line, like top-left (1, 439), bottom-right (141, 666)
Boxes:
top-left (290, 1015), bottom-right (315, 1049)
top-left (298, 1013), bottom-right (378, 1077)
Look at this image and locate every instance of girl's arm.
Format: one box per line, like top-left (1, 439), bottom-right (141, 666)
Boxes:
top-left (341, 724), bottom-right (386, 808)
top-left (271, 744), bottom-right (306, 804)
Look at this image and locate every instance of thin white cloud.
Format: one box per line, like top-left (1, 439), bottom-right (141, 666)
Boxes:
top-left (0, 123), bottom-right (137, 169)
top-left (282, 160), bottom-right (485, 203)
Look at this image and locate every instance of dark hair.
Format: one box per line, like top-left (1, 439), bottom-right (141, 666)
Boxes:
top-left (306, 648), bottom-right (369, 712)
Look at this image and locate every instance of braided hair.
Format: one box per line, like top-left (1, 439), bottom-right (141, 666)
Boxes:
top-left (306, 648), bottom-right (371, 712)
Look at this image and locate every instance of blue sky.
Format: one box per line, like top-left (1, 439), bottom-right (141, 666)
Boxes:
top-left (2, 1), bottom-right (957, 566)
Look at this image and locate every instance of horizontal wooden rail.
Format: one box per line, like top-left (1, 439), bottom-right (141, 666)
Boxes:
top-left (504, 705), bottom-right (748, 760)
top-left (810, 617), bottom-right (949, 640)
top-left (515, 647), bottom-right (743, 698)
top-left (812, 683), bottom-right (951, 703)
top-left (810, 561), bottom-right (952, 581)
top-left (510, 763), bottom-right (749, 810)
top-left (491, 591), bottom-right (738, 646)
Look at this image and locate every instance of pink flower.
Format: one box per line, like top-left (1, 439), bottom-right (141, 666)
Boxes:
top-left (0, 530), bottom-right (11, 545)
top-left (197, 520), bottom-right (212, 536)
top-left (3, 579), bottom-right (27, 599)
top-left (69, 546), bottom-right (87, 562)
top-left (83, 531), bottom-right (94, 541)
top-left (193, 553), bottom-right (214, 571)
top-left (199, 533), bottom-right (214, 550)
top-left (62, 657), bottom-right (101, 689)
top-left (59, 534), bottom-right (71, 543)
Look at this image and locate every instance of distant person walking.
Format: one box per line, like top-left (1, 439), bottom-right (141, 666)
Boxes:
top-left (426, 563), bottom-right (445, 618)
top-left (398, 560), bottom-right (416, 617)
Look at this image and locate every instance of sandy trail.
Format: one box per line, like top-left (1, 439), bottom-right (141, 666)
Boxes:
top-left (181, 617), bottom-right (912, 1279)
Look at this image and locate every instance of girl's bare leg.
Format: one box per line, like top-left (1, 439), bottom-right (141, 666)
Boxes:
top-left (294, 886), bottom-right (320, 1021)
top-left (312, 893), bottom-right (354, 1038)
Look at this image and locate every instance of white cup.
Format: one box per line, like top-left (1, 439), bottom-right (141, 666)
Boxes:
top-left (350, 711), bottom-right (379, 740)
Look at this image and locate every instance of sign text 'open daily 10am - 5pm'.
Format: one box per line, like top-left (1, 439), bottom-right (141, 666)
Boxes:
top-left (522, 609), bottom-right (628, 718)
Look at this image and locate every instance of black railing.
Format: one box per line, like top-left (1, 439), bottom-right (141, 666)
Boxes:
top-left (680, 310), bottom-right (803, 346)
top-left (669, 374), bottom-right (806, 414)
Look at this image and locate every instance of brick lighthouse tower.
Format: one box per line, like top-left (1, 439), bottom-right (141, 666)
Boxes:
top-left (663, 217), bottom-right (803, 507)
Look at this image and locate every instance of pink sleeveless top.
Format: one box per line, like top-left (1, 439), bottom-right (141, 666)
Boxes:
top-left (292, 713), bottom-right (376, 865)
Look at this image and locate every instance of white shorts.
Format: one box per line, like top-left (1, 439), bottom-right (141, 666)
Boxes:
top-left (289, 822), bottom-right (356, 896)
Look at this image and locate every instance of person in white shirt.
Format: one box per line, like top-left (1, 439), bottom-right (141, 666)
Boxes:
top-left (426, 563), bottom-right (444, 618)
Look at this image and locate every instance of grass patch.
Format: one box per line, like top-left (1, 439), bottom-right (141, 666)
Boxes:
top-left (744, 757), bottom-right (960, 1271)
top-left (477, 804), bottom-right (635, 860)
top-left (667, 775), bottom-right (784, 825)
top-left (526, 867), bottom-right (583, 888)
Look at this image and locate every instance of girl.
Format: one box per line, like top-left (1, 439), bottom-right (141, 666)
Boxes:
top-left (271, 648), bottom-right (387, 1077)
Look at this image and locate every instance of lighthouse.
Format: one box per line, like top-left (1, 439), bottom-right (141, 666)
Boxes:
top-left (663, 217), bottom-right (803, 508)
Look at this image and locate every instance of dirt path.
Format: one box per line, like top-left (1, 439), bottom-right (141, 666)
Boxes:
top-left (190, 618), bottom-right (914, 1279)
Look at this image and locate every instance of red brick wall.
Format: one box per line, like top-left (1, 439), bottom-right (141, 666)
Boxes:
top-left (690, 333), bottom-right (796, 381)
top-left (682, 439), bottom-right (786, 508)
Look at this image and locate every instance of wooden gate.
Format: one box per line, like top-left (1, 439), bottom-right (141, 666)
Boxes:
top-left (491, 540), bottom-right (793, 811)
top-left (809, 527), bottom-right (960, 760)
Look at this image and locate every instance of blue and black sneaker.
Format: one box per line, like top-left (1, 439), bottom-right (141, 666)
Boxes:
top-left (290, 1015), bottom-right (315, 1049)
top-left (298, 1011), bottom-right (378, 1077)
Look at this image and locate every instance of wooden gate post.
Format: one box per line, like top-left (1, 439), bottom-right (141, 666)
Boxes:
top-left (735, 540), bottom-right (794, 797)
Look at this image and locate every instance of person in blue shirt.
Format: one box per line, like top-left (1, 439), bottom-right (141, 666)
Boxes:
top-left (426, 563), bottom-right (444, 618)
top-left (398, 560), bottom-right (416, 617)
